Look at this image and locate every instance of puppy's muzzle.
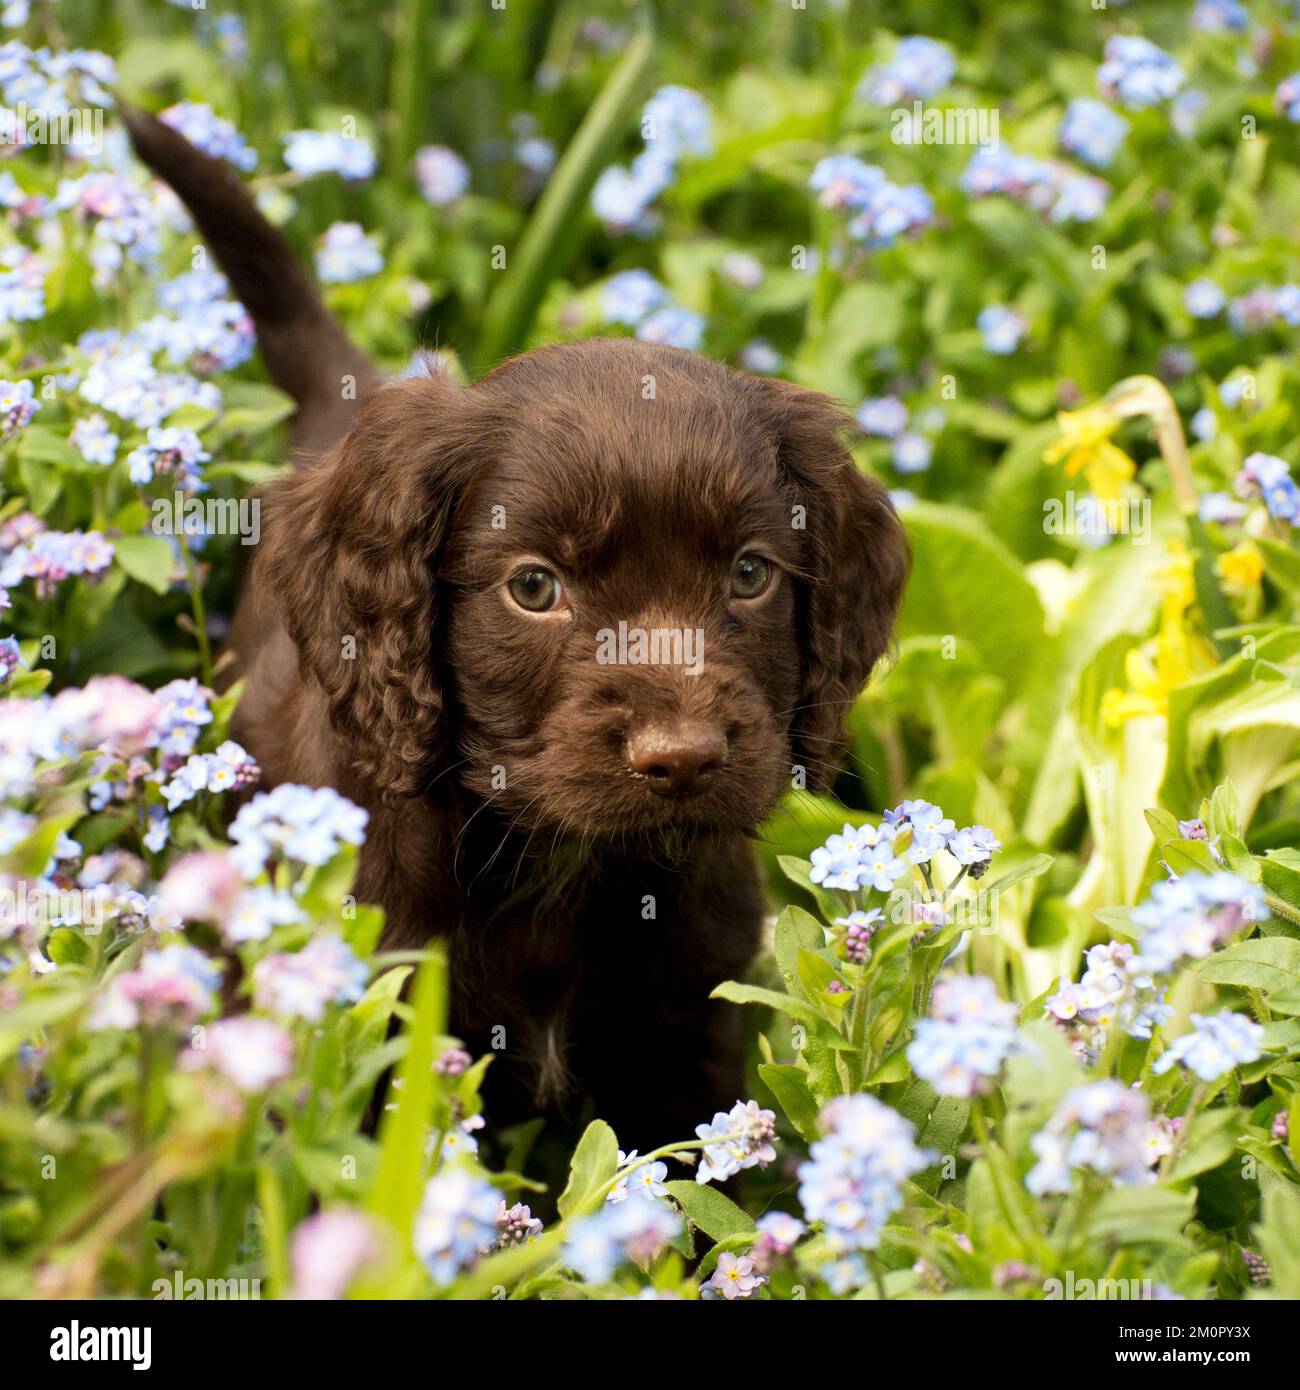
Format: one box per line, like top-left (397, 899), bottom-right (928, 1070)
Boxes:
top-left (625, 721), bottom-right (728, 799)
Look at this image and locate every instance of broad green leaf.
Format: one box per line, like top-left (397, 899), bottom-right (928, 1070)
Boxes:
top-left (1255, 1170), bottom-right (1300, 1296)
top-left (1161, 628), bottom-right (1300, 820)
top-left (1262, 856), bottom-right (1300, 915)
top-left (898, 502), bottom-right (1046, 694)
top-left (772, 854), bottom-right (847, 924)
top-left (757, 1061), bottom-right (821, 1140)
top-left (664, 1180), bottom-right (757, 1241)
top-left (17, 425), bottom-right (82, 470)
top-left (113, 534), bottom-right (177, 595)
top-left (772, 905), bottom-right (825, 995)
top-left (1197, 939), bottom-right (1300, 994)
top-left (1088, 1186), bottom-right (1195, 1244)
top-left (710, 979), bottom-right (826, 1029)
top-left (556, 1119), bottom-right (619, 1220)
top-left (796, 947), bottom-right (845, 1014)
top-left (7, 813), bottom-right (80, 880)
top-left (297, 844), bottom-right (360, 921)
top-left (1169, 1107), bottom-right (1247, 1182)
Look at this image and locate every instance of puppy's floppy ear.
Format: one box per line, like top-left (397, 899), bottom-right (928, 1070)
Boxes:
top-left (260, 372), bottom-right (484, 800)
top-left (754, 379), bottom-right (910, 792)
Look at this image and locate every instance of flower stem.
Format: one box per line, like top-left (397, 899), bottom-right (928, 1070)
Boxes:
top-left (176, 527), bottom-right (213, 687)
top-left (866, 1250), bottom-right (889, 1301)
top-left (1159, 1081), bottom-right (1209, 1180)
top-left (1103, 375), bottom-right (1235, 657)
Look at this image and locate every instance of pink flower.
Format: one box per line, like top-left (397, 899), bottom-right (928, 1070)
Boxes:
top-left (83, 675), bottom-right (163, 755)
top-left (157, 851), bottom-right (243, 925)
top-left (290, 1209), bottom-right (382, 1299)
top-left (88, 943), bottom-right (220, 1031)
top-left (709, 1252), bottom-right (761, 1300)
top-left (181, 1017), bottom-right (293, 1092)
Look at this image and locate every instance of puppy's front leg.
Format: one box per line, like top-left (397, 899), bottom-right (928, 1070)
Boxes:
top-left (573, 852), bottom-right (763, 1151)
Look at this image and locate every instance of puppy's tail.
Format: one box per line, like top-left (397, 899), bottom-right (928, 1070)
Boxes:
top-left (122, 107), bottom-right (378, 454)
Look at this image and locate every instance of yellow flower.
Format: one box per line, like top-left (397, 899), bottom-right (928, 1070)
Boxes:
top-left (1154, 543), bottom-right (1195, 614)
top-left (1044, 407), bottom-right (1137, 504)
top-left (1217, 541), bottom-right (1263, 590)
top-left (1101, 544), bottom-right (1206, 726)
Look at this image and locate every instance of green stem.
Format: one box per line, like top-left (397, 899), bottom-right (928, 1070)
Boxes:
top-left (1265, 891), bottom-right (1300, 927)
top-left (205, 1107), bottom-right (259, 1277)
top-left (386, 0), bottom-right (430, 176)
top-left (969, 1098), bottom-right (991, 1151)
top-left (1159, 1082), bottom-right (1209, 1180)
top-left (594, 1132), bottom-right (738, 1209)
top-left (176, 527), bottom-right (213, 687)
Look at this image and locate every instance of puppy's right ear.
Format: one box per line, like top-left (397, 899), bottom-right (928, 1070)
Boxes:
top-left (260, 372), bottom-right (485, 800)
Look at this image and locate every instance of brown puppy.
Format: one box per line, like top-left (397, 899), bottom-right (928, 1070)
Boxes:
top-left (125, 111), bottom-right (909, 1144)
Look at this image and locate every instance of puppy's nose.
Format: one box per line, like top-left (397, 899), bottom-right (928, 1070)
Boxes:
top-left (626, 723), bottom-right (727, 799)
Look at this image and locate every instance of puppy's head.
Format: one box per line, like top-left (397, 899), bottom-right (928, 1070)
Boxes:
top-left (264, 340), bottom-right (908, 840)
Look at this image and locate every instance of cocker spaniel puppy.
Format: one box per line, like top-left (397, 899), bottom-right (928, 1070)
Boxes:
top-left (126, 110), bottom-right (908, 1143)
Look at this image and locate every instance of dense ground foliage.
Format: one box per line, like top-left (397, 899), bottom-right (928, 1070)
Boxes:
top-left (3, 0), bottom-right (1300, 1300)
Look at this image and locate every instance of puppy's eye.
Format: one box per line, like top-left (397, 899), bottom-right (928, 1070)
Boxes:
top-left (507, 567), bottom-right (564, 613)
top-left (730, 553), bottom-right (772, 600)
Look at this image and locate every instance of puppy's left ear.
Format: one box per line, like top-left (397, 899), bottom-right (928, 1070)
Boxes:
top-left (753, 379), bottom-right (910, 792)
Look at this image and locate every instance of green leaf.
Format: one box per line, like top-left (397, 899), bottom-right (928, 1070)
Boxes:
top-left (709, 979), bottom-right (826, 1029)
top-left (773, 854), bottom-right (845, 923)
top-left (1161, 627), bottom-right (1300, 817)
top-left (1266, 988), bottom-right (1300, 1017)
top-left (1262, 856), bottom-right (1300, 915)
top-left (772, 905), bottom-right (825, 995)
top-left (17, 452), bottom-right (61, 514)
top-left (664, 1180), bottom-right (756, 1242)
top-left (970, 1147), bottom-right (1041, 1250)
top-left (205, 459), bottom-right (293, 485)
top-left (796, 947), bottom-right (844, 1008)
top-left (866, 1050), bottom-right (912, 1084)
top-left (1163, 839), bottom-right (1222, 876)
top-left (367, 950), bottom-right (446, 1237)
top-left (17, 425), bottom-right (82, 470)
top-left (557, 1120), bottom-right (619, 1221)
top-left (208, 381), bottom-right (296, 444)
top-left (915, 1095), bottom-right (971, 1171)
top-left (1255, 1170), bottom-right (1300, 1296)
top-left (1145, 807), bottom-right (1180, 843)
top-left (297, 844), bottom-right (360, 921)
top-left (476, 23), bottom-right (655, 365)
top-left (1257, 537), bottom-right (1300, 597)
top-left (45, 928), bottom-right (90, 966)
top-left (7, 813), bottom-right (80, 879)
top-left (979, 852), bottom-right (1054, 896)
top-left (1003, 1020), bottom-right (1085, 1108)
top-left (1208, 781), bottom-right (1243, 840)
top-left (1197, 938), bottom-right (1300, 994)
top-left (1169, 1107), bottom-right (1246, 1182)
top-left (898, 502), bottom-right (1047, 694)
top-left (757, 1061), bottom-right (821, 1141)
top-left (1088, 1186), bottom-right (1195, 1245)
top-left (113, 534), bottom-right (177, 595)
top-left (0, 991), bottom-right (86, 1063)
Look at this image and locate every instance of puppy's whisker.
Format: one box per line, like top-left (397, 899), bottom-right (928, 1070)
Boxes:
top-left (451, 786), bottom-right (512, 882)
top-left (473, 790), bottom-right (548, 889)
